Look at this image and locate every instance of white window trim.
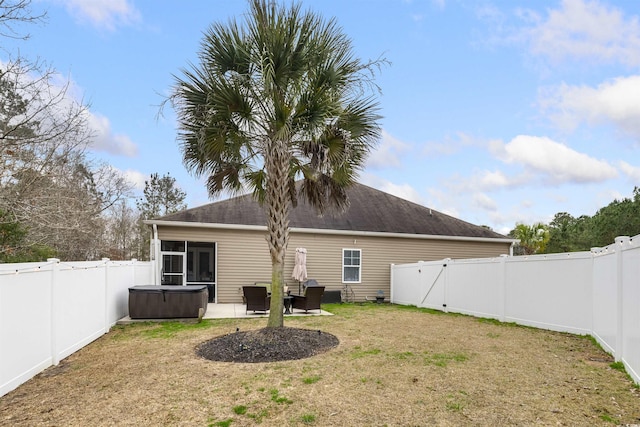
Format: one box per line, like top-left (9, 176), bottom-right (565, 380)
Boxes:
top-left (342, 248), bottom-right (362, 284)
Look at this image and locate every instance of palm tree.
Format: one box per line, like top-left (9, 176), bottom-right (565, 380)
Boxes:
top-left (510, 222), bottom-right (550, 255)
top-left (170, 0), bottom-right (383, 327)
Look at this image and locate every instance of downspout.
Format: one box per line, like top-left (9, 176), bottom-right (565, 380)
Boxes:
top-left (509, 241), bottom-right (516, 257)
top-left (152, 223), bottom-right (159, 285)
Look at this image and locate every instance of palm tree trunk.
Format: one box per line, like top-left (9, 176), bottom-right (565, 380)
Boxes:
top-left (265, 141), bottom-right (291, 328)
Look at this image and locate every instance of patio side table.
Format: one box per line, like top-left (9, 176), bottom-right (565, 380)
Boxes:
top-left (283, 296), bottom-right (293, 314)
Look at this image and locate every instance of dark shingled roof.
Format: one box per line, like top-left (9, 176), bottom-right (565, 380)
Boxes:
top-left (155, 182), bottom-right (509, 240)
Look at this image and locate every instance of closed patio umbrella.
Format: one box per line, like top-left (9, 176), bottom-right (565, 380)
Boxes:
top-left (292, 248), bottom-right (308, 293)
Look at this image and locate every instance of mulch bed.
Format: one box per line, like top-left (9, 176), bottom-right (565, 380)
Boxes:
top-left (196, 327), bottom-right (339, 363)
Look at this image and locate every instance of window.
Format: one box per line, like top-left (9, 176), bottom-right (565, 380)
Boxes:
top-left (342, 249), bottom-right (361, 283)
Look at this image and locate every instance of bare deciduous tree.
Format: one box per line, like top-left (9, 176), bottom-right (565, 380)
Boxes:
top-left (102, 199), bottom-right (141, 260)
top-left (0, 0), bottom-right (46, 41)
top-left (4, 149), bottom-right (133, 259)
top-left (0, 0), bottom-right (134, 260)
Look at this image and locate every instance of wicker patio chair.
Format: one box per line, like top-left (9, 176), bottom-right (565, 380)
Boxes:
top-left (243, 286), bottom-right (271, 314)
top-left (291, 286), bottom-right (325, 313)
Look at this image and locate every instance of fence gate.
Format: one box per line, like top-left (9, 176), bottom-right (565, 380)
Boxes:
top-left (417, 260), bottom-right (448, 310)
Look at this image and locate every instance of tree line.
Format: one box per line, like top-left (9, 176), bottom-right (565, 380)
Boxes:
top-left (0, 165), bottom-right (186, 262)
top-left (0, 1), bottom-right (185, 262)
top-left (509, 187), bottom-right (640, 255)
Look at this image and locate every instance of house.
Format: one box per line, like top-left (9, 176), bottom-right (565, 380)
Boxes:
top-left (145, 182), bottom-right (515, 303)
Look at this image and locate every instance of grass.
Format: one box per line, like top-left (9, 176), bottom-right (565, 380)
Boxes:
top-left (269, 388), bottom-right (293, 404)
top-left (300, 413), bottom-right (316, 423)
top-left (609, 361), bottom-right (640, 389)
top-left (111, 319), bottom-right (215, 340)
top-left (2, 303), bottom-right (639, 426)
top-left (599, 413), bottom-right (615, 423)
top-left (139, 320), bottom-right (213, 339)
top-left (302, 375), bottom-right (321, 384)
top-left (232, 405), bottom-right (247, 415)
top-left (350, 346), bottom-right (382, 358)
top-left (424, 351), bottom-right (469, 367)
top-left (209, 419), bottom-right (233, 427)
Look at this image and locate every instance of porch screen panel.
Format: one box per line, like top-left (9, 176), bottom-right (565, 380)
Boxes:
top-left (186, 241), bottom-right (215, 283)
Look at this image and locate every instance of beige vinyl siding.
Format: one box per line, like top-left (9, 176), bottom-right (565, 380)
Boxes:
top-left (286, 233), bottom-right (509, 303)
top-left (158, 226), bottom-right (272, 303)
top-left (157, 225), bottom-right (511, 303)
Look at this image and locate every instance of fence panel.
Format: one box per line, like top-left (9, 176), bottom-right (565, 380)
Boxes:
top-left (0, 263), bottom-right (54, 397)
top-left (133, 260), bottom-right (153, 287)
top-left (107, 261), bottom-right (145, 325)
top-left (446, 257), bottom-right (504, 320)
top-left (55, 262), bottom-right (108, 363)
top-left (0, 259), bottom-right (152, 398)
top-left (504, 254), bottom-right (592, 334)
top-left (592, 251), bottom-right (617, 354)
top-left (621, 243), bottom-right (640, 383)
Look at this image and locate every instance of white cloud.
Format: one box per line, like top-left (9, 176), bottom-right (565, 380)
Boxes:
top-left (476, 170), bottom-right (512, 189)
top-left (366, 130), bottom-right (412, 169)
top-left (53, 0), bottom-right (141, 31)
top-left (539, 75), bottom-right (640, 139)
top-left (425, 187), bottom-right (460, 218)
top-left (360, 173), bottom-right (425, 205)
top-left (421, 132), bottom-right (480, 157)
top-left (87, 112), bottom-right (138, 157)
top-left (473, 192), bottom-right (497, 211)
top-left (479, 0), bottom-right (640, 67)
top-left (526, 0), bottom-right (640, 67)
top-left (475, 4), bottom-right (518, 48)
top-left (598, 188), bottom-right (625, 205)
top-left (520, 199), bottom-right (534, 209)
top-left (492, 135), bottom-right (618, 184)
top-left (379, 182), bottom-right (424, 205)
top-left (1, 59), bottom-right (138, 158)
top-left (115, 168), bottom-right (146, 191)
top-left (619, 161), bottom-right (640, 181)
top-left (444, 135), bottom-right (617, 195)
top-left (487, 208), bottom-right (549, 236)
top-left (448, 168), bottom-right (530, 193)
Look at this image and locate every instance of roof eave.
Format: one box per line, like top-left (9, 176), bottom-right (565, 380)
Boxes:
top-left (144, 220), bottom-right (517, 245)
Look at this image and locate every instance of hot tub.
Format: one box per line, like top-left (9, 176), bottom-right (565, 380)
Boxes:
top-left (128, 285), bottom-right (208, 319)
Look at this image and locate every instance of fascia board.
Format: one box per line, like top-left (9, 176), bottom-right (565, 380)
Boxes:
top-left (145, 220), bottom-right (517, 245)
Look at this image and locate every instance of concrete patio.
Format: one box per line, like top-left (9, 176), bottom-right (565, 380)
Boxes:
top-left (117, 303), bottom-right (333, 324)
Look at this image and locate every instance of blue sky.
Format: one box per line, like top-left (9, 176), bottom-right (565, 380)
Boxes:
top-left (4, 0), bottom-right (640, 234)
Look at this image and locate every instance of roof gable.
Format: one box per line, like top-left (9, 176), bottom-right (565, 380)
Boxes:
top-left (156, 182), bottom-right (509, 240)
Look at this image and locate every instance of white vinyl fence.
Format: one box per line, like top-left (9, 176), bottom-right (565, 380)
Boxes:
top-left (0, 258), bottom-right (152, 398)
top-left (391, 235), bottom-right (640, 385)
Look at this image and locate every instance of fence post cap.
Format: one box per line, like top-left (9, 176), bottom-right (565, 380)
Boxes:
top-left (615, 236), bottom-right (630, 245)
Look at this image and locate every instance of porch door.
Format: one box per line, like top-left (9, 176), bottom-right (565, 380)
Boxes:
top-left (186, 242), bottom-right (217, 303)
top-left (161, 253), bottom-right (185, 285)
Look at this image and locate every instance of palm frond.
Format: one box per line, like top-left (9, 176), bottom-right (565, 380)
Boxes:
top-left (170, 0), bottom-right (384, 208)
